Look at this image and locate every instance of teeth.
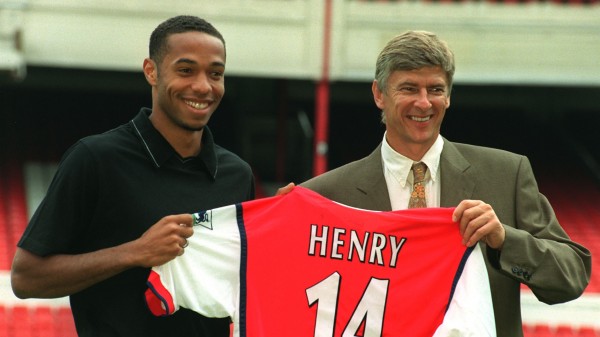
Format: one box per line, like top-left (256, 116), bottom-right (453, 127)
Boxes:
top-left (411, 116), bottom-right (431, 122)
top-left (185, 100), bottom-right (208, 110)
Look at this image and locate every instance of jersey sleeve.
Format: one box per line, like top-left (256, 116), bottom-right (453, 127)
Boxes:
top-left (146, 267), bottom-right (178, 316)
top-left (433, 243), bottom-right (497, 336)
top-left (145, 203), bottom-right (242, 323)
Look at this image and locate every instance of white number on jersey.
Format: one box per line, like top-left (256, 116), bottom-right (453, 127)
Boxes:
top-left (306, 272), bottom-right (390, 337)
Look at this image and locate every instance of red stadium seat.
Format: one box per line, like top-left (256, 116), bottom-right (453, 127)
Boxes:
top-left (532, 324), bottom-right (554, 337)
top-left (0, 305), bottom-right (9, 337)
top-left (578, 326), bottom-right (600, 337)
top-left (55, 307), bottom-right (77, 337)
top-left (32, 307), bottom-right (56, 337)
top-left (555, 324), bottom-right (576, 337)
top-left (11, 305), bottom-right (33, 337)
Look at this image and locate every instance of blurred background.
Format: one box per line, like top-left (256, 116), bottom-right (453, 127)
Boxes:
top-left (0, 0), bottom-right (599, 336)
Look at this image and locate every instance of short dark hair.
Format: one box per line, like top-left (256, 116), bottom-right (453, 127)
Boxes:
top-left (149, 15), bottom-right (226, 65)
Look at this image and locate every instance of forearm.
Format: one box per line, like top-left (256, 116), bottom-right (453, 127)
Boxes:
top-left (492, 226), bottom-right (591, 303)
top-left (493, 156), bottom-right (592, 303)
top-left (12, 214), bottom-right (193, 299)
top-left (11, 241), bottom-right (141, 299)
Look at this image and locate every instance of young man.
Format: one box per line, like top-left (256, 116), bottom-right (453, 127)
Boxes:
top-left (11, 15), bottom-right (254, 336)
top-left (301, 30), bottom-right (591, 337)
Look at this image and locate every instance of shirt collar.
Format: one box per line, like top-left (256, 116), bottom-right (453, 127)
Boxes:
top-left (130, 108), bottom-right (218, 178)
top-left (381, 133), bottom-right (444, 188)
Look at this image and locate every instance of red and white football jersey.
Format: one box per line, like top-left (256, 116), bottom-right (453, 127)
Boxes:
top-left (146, 186), bottom-right (495, 337)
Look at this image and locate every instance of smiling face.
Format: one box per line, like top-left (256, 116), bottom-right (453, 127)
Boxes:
top-left (144, 31), bottom-right (225, 133)
top-left (373, 66), bottom-right (450, 160)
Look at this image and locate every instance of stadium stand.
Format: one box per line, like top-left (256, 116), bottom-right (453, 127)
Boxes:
top-left (0, 305), bottom-right (77, 337)
top-left (523, 324), bottom-right (600, 337)
top-left (356, 0), bottom-right (600, 4)
top-left (539, 168), bottom-right (600, 293)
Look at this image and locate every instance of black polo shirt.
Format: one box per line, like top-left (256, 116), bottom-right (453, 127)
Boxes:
top-left (19, 108), bottom-right (255, 337)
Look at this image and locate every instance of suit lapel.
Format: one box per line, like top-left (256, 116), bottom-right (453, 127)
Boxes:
top-left (350, 141), bottom-right (474, 210)
top-left (440, 140), bottom-right (475, 207)
top-left (354, 145), bottom-right (393, 211)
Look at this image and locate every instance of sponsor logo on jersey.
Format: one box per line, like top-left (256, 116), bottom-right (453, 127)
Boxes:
top-left (193, 210), bottom-right (213, 230)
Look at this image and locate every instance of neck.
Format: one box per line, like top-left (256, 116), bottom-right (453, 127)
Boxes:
top-left (173, 131), bottom-right (203, 158)
top-left (385, 137), bottom-right (432, 162)
top-left (149, 112), bottom-right (203, 158)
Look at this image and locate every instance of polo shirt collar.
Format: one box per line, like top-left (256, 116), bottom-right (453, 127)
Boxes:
top-left (130, 108), bottom-right (218, 178)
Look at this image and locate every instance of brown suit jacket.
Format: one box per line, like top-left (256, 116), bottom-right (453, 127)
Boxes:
top-left (301, 139), bottom-right (592, 337)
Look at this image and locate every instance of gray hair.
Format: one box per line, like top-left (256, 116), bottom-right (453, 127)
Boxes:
top-left (374, 30), bottom-right (455, 94)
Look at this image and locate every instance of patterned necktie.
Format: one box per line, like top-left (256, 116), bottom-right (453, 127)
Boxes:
top-left (408, 162), bottom-right (428, 208)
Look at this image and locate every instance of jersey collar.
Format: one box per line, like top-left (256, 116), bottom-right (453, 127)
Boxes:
top-left (130, 108), bottom-right (218, 179)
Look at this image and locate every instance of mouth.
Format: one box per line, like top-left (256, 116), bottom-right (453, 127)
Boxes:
top-left (184, 100), bottom-right (209, 110)
top-left (410, 115), bottom-right (431, 122)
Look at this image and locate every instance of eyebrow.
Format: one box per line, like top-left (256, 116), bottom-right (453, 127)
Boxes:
top-left (175, 58), bottom-right (196, 65)
top-left (174, 58), bottom-right (225, 68)
top-left (394, 80), bottom-right (446, 88)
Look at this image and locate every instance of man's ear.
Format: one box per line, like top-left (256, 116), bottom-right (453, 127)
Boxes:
top-left (143, 58), bottom-right (157, 85)
top-left (372, 80), bottom-right (385, 110)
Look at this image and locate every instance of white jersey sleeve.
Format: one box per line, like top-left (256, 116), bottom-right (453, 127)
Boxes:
top-left (146, 204), bottom-right (242, 335)
top-left (434, 243), bottom-right (496, 336)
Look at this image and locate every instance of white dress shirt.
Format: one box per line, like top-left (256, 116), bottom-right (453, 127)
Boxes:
top-left (381, 133), bottom-right (444, 210)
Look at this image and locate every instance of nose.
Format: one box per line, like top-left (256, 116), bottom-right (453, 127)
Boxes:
top-left (414, 89), bottom-right (433, 111)
top-left (191, 73), bottom-right (211, 94)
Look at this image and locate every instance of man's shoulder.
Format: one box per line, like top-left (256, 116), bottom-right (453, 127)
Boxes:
top-left (214, 144), bottom-right (251, 167)
top-left (56, 123), bottom-right (132, 163)
top-left (300, 148), bottom-right (381, 198)
top-left (78, 122), bottom-right (133, 150)
top-left (447, 141), bottom-right (525, 163)
top-left (304, 151), bottom-right (376, 182)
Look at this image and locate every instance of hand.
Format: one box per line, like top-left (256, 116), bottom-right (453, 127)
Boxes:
top-left (275, 182), bottom-right (295, 196)
top-left (136, 214), bottom-right (194, 267)
top-left (452, 200), bottom-right (505, 249)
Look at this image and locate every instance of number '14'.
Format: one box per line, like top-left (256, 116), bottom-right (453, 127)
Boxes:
top-left (306, 272), bottom-right (390, 337)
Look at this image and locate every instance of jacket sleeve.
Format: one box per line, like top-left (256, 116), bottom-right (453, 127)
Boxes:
top-left (487, 156), bottom-right (592, 304)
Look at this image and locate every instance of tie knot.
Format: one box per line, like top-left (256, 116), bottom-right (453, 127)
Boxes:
top-left (411, 162), bottom-right (427, 183)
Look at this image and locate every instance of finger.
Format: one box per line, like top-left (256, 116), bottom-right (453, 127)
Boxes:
top-left (463, 220), bottom-right (487, 246)
top-left (458, 206), bottom-right (485, 245)
top-left (462, 208), bottom-right (496, 246)
top-left (167, 213), bottom-right (194, 227)
top-left (452, 204), bottom-right (465, 223)
top-left (163, 214), bottom-right (194, 237)
top-left (180, 225), bottom-right (194, 239)
top-left (275, 182), bottom-right (295, 196)
top-left (452, 199), bottom-right (477, 223)
top-left (461, 218), bottom-right (480, 246)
